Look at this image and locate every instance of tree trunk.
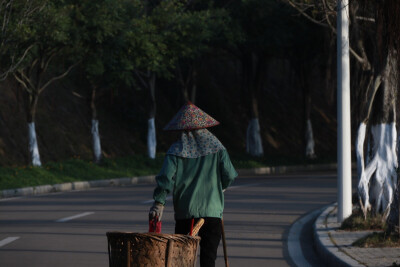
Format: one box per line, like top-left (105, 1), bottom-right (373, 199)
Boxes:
top-left (301, 63), bottom-right (316, 159)
top-left (305, 119), bottom-right (315, 158)
top-left (190, 68), bottom-right (197, 104)
top-left (246, 118), bottom-right (263, 157)
top-left (90, 86), bottom-right (102, 163)
top-left (15, 68), bottom-right (42, 167)
top-left (27, 122), bottom-right (41, 167)
top-left (357, 0), bottom-right (400, 221)
top-left (379, 0), bottom-right (400, 234)
top-left (358, 123), bottom-right (397, 216)
top-left (181, 86), bottom-right (189, 103)
top-left (245, 53), bottom-right (264, 157)
top-left (25, 93), bottom-right (41, 166)
top-left (147, 73), bottom-right (157, 159)
top-left (325, 34), bottom-right (336, 106)
top-left (357, 50), bottom-right (398, 218)
top-left (177, 62), bottom-right (197, 104)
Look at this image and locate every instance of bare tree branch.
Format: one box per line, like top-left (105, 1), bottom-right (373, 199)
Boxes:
top-left (364, 74), bottom-right (382, 123)
top-left (322, 0), bottom-right (337, 34)
top-left (0, 43), bottom-right (35, 81)
top-left (323, 0), bottom-right (336, 13)
top-left (0, 0), bottom-right (46, 80)
top-left (349, 47), bottom-right (369, 68)
top-left (28, 58), bottom-right (39, 78)
top-left (18, 69), bottom-right (35, 90)
top-left (285, 0), bottom-right (330, 28)
top-left (39, 61), bottom-right (80, 93)
top-left (283, 0), bottom-right (370, 69)
top-left (356, 16), bottom-right (375, 22)
top-left (13, 71), bottom-right (32, 94)
top-left (356, 39), bottom-right (371, 71)
top-left (41, 49), bottom-right (58, 74)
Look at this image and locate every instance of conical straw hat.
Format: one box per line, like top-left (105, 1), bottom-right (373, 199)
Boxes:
top-left (163, 102), bottom-right (220, 131)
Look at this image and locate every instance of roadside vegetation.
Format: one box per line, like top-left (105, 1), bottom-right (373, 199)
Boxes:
top-left (340, 202), bottom-right (400, 248)
top-left (0, 153), bottom-right (334, 191)
top-left (0, 154), bottom-right (164, 191)
top-left (352, 231), bottom-right (400, 248)
top-left (340, 205), bottom-right (386, 231)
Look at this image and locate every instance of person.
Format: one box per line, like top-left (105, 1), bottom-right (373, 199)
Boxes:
top-left (149, 101), bottom-right (238, 267)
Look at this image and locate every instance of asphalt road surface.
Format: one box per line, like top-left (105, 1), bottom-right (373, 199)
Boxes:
top-left (0, 171), bottom-right (341, 267)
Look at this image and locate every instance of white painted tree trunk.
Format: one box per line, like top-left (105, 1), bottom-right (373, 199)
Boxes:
top-left (28, 122), bottom-right (41, 167)
top-left (147, 118), bottom-right (156, 159)
top-left (305, 119), bottom-right (316, 159)
top-left (246, 118), bottom-right (263, 157)
top-left (357, 122), bottom-right (398, 218)
top-left (356, 123), bottom-right (367, 184)
top-left (91, 119), bottom-right (102, 163)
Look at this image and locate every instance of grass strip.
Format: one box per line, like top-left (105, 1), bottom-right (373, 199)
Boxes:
top-left (340, 208), bottom-right (386, 231)
top-left (0, 155), bottom-right (165, 191)
top-left (352, 231), bottom-right (400, 248)
top-left (0, 153), bottom-right (334, 191)
top-left (340, 203), bottom-right (400, 249)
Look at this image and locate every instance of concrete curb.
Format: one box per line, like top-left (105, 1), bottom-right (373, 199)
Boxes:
top-left (313, 203), bottom-right (364, 267)
top-left (0, 163), bottom-right (337, 199)
top-left (237, 163), bottom-right (337, 176)
top-left (0, 175), bottom-right (156, 199)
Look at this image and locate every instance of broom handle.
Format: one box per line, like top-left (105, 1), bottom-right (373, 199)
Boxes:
top-left (221, 218), bottom-right (229, 267)
top-left (191, 218), bottom-right (205, 236)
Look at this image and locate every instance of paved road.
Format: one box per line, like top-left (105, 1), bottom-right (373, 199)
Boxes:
top-left (0, 171), bottom-right (339, 266)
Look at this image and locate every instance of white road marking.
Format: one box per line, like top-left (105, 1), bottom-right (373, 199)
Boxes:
top-left (56, 212), bottom-right (94, 223)
top-left (0, 237), bottom-right (20, 247)
top-left (287, 206), bottom-right (326, 267)
top-left (0, 197), bottom-right (22, 202)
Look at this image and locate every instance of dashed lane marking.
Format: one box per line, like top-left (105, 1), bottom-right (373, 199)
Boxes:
top-left (0, 237), bottom-right (20, 247)
top-left (0, 197), bottom-right (22, 202)
top-left (56, 212), bottom-right (94, 223)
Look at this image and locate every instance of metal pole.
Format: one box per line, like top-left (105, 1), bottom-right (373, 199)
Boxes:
top-left (337, 0), bottom-right (352, 222)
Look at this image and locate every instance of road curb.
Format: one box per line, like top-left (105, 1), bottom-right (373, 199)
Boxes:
top-left (237, 163), bottom-right (337, 176)
top-left (288, 206), bottom-right (326, 266)
top-left (313, 203), bottom-right (364, 267)
top-left (0, 163), bottom-right (337, 199)
top-left (0, 175), bottom-right (156, 199)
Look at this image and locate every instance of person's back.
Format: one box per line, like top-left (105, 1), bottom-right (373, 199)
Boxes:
top-left (149, 102), bottom-right (237, 267)
top-left (156, 147), bottom-right (236, 220)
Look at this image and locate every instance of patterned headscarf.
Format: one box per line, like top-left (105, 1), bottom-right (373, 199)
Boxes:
top-left (163, 102), bottom-right (219, 131)
top-left (167, 129), bottom-right (225, 158)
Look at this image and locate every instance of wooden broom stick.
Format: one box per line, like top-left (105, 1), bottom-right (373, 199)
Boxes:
top-left (190, 218), bottom-right (205, 236)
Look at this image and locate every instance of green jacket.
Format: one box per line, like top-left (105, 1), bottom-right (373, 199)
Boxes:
top-left (153, 149), bottom-right (238, 220)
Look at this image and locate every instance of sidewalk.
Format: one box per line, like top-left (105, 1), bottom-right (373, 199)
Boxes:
top-left (314, 203), bottom-right (400, 267)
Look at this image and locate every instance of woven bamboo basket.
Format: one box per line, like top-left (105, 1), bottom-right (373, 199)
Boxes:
top-left (106, 232), bottom-right (201, 267)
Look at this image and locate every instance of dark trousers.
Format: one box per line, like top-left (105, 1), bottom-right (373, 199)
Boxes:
top-left (175, 217), bottom-right (222, 267)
